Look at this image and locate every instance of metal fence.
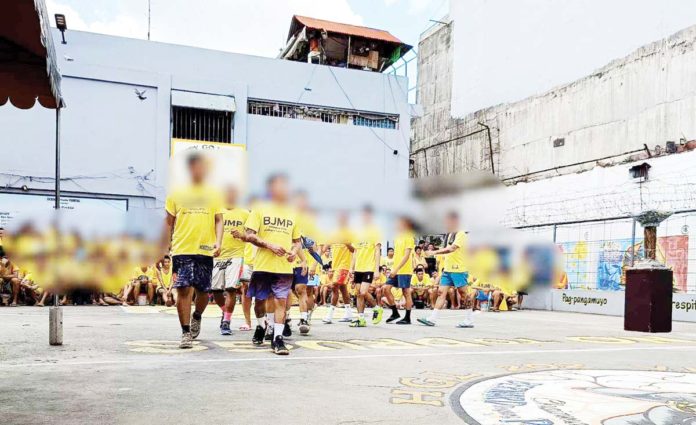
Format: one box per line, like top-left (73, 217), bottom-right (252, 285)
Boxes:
top-left (516, 211), bottom-right (696, 294)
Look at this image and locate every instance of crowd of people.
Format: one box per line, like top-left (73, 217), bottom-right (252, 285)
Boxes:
top-left (1, 153), bottom-right (533, 357)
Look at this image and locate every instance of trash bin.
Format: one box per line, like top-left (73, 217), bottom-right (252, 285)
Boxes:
top-left (624, 268), bottom-right (672, 333)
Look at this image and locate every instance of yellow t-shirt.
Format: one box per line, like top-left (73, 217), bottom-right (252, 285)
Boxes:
top-left (158, 267), bottom-right (172, 288)
top-left (219, 207), bottom-right (250, 259)
top-left (381, 255), bottom-right (395, 270)
top-left (243, 243), bottom-right (256, 267)
top-left (392, 231), bottom-right (416, 275)
top-left (165, 185), bottom-right (223, 256)
top-left (329, 227), bottom-right (355, 272)
top-left (245, 202), bottom-right (300, 274)
top-left (354, 225), bottom-right (382, 272)
top-left (295, 211), bottom-right (322, 267)
top-left (320, 274), bottom-right (332, 286)
top-left (373, 273), bottom-right (387, 286)
top-left (443, 231), bottom-right (468, 273)
top-left (131, 266), bottom-right (156, 282)
top-left (410, 274), bottom-right (432, 288)
top-left (391, 287), bottom-right (403, 301)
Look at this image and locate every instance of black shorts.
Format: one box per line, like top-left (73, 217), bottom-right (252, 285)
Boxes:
top-left (353, 271), bottom-right (374, 284)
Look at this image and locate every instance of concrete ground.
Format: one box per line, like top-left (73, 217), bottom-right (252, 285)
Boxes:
top-left (2, 305), bottom-right (696, 424)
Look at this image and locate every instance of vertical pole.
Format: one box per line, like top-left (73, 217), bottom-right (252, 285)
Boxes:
top-left (630, 218), bottom-right (636, 267)
top-left (50, 107), bottom-right (63, 346)
top-left (147, 0), bottom-right (151, 41)
top-left (552, 224), bottom-right (557, 243)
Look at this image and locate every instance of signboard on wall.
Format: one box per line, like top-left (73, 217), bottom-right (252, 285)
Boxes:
top-left (0, 192), bottom-right (128, 235)
top-left (169, 138), bottom-right (247, 195)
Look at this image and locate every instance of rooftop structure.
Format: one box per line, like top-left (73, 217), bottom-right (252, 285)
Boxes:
top-left (279, 15), bottom-right (411, 72)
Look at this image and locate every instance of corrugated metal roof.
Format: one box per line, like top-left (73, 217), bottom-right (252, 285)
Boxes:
top-left (290, 15), bottom-right (404, 44)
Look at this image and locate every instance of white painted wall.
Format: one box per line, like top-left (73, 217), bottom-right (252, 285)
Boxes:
top-left (0, 29), bottom-right (412, 213)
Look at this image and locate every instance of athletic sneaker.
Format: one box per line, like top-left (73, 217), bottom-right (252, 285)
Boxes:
top-left (283, 319), bottom-right (292, 337)
top-left (273, 335), bottom-right (289, 355)
top-left (298, 319), bottom-right (310, 335)
top-left (395, 317), bottom-right (411, 325)
top-left (322, 318), bottom-right (333, 324)
top-left (338, 317), bottom-right (352, 323)
top-left (264, 325), bottom-right (274, 341)
top-left (252, 325), bottom-right (265, 345)
top-left (180, 332), bottom-right (193, 349)
top-left (372, 306), bottom-right (383, 325)
top-left (456, 322), bottom-right (474, 328)
top-left (190, 316), bottom-right (202, 339)
top-left (349, 317), bottom-right (367, 328)
top-left (417, 317), bottom-right (435, 327)
top-left (386, 313), bottom-right (401, 323)
top-left (220, 321), bottom-right (232, 336)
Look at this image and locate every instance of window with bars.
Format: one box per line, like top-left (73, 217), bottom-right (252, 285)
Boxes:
top-left (171, 106), bottom-right (233, 143)
top-left (247, 99), bottom-right (398, 129)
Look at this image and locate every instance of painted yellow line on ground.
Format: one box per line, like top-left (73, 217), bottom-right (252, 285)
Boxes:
top-left (3, 345), bottom-right (696, 369)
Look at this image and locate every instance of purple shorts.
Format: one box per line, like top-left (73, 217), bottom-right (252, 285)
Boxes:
top-left (247, 271), bottom-right (293, 300)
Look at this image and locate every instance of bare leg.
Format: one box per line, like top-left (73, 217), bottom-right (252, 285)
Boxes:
top-left (175, 287), bottom-right (193, 327)
top-left (10, 278), bottom-right (20, 306)
top-left (241, 283), bottom-right (252, 328)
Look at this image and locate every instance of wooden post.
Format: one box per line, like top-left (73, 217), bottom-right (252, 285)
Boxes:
top-left (644, 225), bottom-right (657, 260)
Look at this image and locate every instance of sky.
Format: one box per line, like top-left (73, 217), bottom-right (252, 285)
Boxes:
top-left (45, 0), bottom-right (449, 58)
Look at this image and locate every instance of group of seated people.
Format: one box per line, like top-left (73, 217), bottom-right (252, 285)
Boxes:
top-left (1, 228), bottom-right (526, 315)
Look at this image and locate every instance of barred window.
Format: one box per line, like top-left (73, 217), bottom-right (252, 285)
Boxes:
top-left (353, 115), bottom-right (397, 129)
top-left (248, 99), bottom-right (398, 129)
top-left (172, 106), bottom-right (233, 143)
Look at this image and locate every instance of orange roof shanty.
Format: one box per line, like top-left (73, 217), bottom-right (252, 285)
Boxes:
top-left (288, 15), bottom-right (404, 45)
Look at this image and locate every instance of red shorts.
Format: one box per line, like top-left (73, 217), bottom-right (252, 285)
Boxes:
top-left (334, 269), bottom-right (350, 285)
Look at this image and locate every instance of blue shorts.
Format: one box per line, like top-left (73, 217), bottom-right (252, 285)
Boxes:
top-left (172, 255), bottom-right (213, 292)
top-left (307, 275), bottom-right (320, 287)
top-left (387, 274), bottom-right (412, 289)
top-left (292, 266), bottom-right (309, 287)
top-left (476, 290), bottom-right (489, 301)
top-left (441, 272), bottom-right (469, 288)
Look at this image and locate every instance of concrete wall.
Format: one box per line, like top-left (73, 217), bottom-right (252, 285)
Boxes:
top-left (0, 30), bottom-right (412, 213)
top-left (411, 24), bottom-right (696, 183)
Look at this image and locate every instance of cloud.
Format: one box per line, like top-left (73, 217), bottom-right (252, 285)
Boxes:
top-left (46, 0), bottom-right (365, 57)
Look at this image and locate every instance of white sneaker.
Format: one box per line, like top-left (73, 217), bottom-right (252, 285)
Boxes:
top-left (322, 317), bottom-right (333, 324)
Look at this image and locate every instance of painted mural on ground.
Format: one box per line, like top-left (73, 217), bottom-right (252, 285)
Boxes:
top-left (451, 369), bottom-right (696, 424)
top-left (559, 235), bottom-right (689, 292)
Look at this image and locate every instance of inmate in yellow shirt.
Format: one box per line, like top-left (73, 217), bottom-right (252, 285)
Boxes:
top-left (354, 225), bottom-right (382, 272)
top-left (443, 231), bottom-right (468, 273)
top-left (392, 231), bottom-right (415, 275)
top-left (410, 273), bottom-right (432, 288)
top-left (165, 184), bottom-right (223, 256)
top-left (243, 243), bottom-right (256, 267)
top-left (131, 266), bottom-right (156, 282)
top-left (219, 207), bottom-right (250, 259)
top-left (329, 227), bottom-right (355, 272)
top-left (245, 202), bottom-right (300, 274)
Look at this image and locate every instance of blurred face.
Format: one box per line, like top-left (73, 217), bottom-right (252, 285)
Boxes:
top-left (415, 247), bottom-right (422, 256)
top-left (445, 214), bottom-right (459, 232)
top-left (428, 244), bottom-right (434, 250)
top-left (163, 257), bottom-right (171, 268)
top-left (362, 208), bottom-right (373, 223)
top-left (294, 192), bottom-right (309, 210)
top-left (188, 158), bottom-right (207, 183)
top-left (225, 186), bottom-right (238, 206)
top-left (338, 211), bottom-right (349, 227)
top-left (268, 176), bottom-right (289, 202)
top-left (387, 248), bottom-right (394, 258)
